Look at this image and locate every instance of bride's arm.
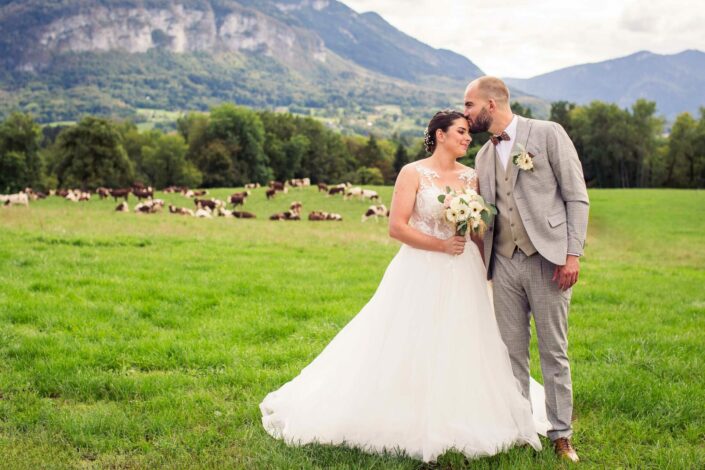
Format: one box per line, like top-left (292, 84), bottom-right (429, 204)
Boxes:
top-left (388, 165), bottom-right (465, 255)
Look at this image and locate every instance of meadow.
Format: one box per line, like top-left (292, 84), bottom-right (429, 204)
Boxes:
top-left (1, 187), bottom-right (704, 469)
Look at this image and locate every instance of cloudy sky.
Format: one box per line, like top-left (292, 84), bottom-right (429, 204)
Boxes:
top-left (341, 0), bottom-right (705, 78)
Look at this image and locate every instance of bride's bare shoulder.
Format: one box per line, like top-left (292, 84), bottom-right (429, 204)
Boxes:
top-left (455, 163), bottom-right (476, 173)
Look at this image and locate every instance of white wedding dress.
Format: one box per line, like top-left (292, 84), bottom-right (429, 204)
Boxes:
top-left (260, 164), bottom-right (548, 462)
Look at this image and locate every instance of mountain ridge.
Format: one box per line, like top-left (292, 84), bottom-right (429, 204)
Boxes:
top-left (505, 49), bottom-right (705, 120)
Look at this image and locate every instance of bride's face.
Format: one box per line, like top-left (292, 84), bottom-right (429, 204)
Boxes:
top-left (439, 118), bottom-right (472, 158)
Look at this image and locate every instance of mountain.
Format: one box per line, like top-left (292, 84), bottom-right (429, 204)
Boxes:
top-left (505, 50), bottom-right (705, 120)
top-left (0, 0), bottom-right (501, 134)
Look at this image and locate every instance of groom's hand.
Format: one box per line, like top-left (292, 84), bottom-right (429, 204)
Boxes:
top-left (552, 255), bottom-right (580, 290)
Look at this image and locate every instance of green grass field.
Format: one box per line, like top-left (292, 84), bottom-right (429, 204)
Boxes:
top-left (1, 187), bottom-right (704, 469)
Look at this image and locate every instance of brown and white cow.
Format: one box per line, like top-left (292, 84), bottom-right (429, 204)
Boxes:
top-left (270, 210), bottom-right (300, 221)
top-left (229, 191), bottom-right (250, 207)
top-left (133, 186), bottom-right (154, 200)
top-left (232, 210), bottom-right (256, 219)
top-left (110, 188), bottom-right (131, 201)
top-left (361, 204), bottom-right (389, 222)
top-left (0, 192), bottom-right (29, 207)
top-left (168, 204), bottom-right (194, 216)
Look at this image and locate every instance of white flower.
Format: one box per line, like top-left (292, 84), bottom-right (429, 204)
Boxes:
top-left (467, 200), bottom-right (484, 216)
top-left (456, 206), bottom-right (469, 222)
top-left (449, 197), bottom-right (465, 212)
top-left (463, 188), bottom-right (478, 197)
top-left (512, 143), bottom-right (534, 172)
top-left (446, 209), bottom-right (458, 223)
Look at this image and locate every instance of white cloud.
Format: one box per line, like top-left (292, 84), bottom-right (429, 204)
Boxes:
top-left (341, 0), bottom-right (705, 78)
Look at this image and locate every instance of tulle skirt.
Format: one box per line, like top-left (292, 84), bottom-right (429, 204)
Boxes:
top-left (260, 242), bottom-right (546, 462)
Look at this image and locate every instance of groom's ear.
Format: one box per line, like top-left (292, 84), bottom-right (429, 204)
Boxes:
top-left (487, 98), bottom-right (497, 112)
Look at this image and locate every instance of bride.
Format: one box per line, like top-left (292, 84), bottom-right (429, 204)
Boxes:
top-left (260, 110), bottom-right (548, 463)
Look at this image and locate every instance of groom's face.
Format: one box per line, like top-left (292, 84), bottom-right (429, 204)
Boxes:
top-left (464, 86), bottom-right (492, 134)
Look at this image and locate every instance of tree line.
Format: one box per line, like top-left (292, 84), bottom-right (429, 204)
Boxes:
top-left (2, 100), bottom-right (704, 193)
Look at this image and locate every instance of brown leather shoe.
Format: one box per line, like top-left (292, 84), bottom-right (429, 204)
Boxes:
top-left (554, 437), bottom-right (579, 463)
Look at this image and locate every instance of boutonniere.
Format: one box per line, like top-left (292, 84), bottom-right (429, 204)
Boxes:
top-left (511, 143), bottom-right (534, 172)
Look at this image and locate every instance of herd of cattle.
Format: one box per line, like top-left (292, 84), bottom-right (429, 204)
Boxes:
top-left (1, 179), bottom-right (391, 223)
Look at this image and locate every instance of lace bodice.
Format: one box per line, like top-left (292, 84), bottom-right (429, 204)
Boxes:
top-left (409, 163), bottom-right (479, 240)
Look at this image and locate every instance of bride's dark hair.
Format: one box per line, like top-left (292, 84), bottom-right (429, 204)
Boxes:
top-left (423, 110), bottom-right (467, 153)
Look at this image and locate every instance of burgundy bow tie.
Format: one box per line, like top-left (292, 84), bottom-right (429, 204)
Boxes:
top-left (490, 131), bottom-right (510, 145)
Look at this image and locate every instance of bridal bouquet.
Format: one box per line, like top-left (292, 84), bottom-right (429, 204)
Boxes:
top-left (437, 187), bottom-right (497, 236)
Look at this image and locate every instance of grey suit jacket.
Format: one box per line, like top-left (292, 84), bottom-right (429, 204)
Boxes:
top-left (476, 116), bottom-right (589, 277)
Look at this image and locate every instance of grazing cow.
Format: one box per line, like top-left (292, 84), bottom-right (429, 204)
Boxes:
top-left (344, 187), bottom-right (364, 200)
top-left (64, 190), bottom-right (79, 202)
top-left (289, 201), bottom-right (302, 215)
top-left (288, 178), bottom-right (310, 188)
top-left (361, 204), bottom-right (389, 222)
top-left (135, 199), bottom-right (163, 214)
top-left (269, 181), bottom-right (288, 193)
top-left (164, 186), bottom-right (187, 193)
top-left (168, 204), bottom-right (194, 216)
top-left (1, 192), bottom-right (29, 207)
top-left (133, 186), bottom-right (154, 200)
top-left (328, 186), bottom-right (345, 196)
top-left (265, 188), bottom-right (277, 200)
top-left (244, 183), bottom-right (261, 189)
top-left (230, 194), bottom-right (245, 206)
top-left (195, 207), bottom-right (213, 218)
top-left (115, 201), bottom-right (129, 212)
top-left (192, 190), bottom-right (208, 197)
top-left (269, 210), bottom-right (300, 221)
top-left (78, 191), bottom-right (91, 201)
top-left (232, 210), bottom-right (256, 219)
top-left (194, 198), bottom-right (224, 211)
top-left (229, 191), bottom-right (250, 207)
top-left (361, 189), bottom-right (380, 202)
top-left (216, 207), bottom-right (234, 217)
top-left (317, 182), bottom-right (328, 192)
top-left (110, 188), bottom-right (131, 201)
top-left (96, 187), bottom-right (110, 199)
top-left (309, 210), bottom-right (343, 221)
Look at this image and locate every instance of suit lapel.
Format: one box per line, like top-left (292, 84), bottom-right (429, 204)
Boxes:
top-left (486, 144), bottom-right (496, 202)
top-left (510, 116), bottom-right (532, 189)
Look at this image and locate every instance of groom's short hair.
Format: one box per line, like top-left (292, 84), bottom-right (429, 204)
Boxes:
top-left (473, 76), bottom-right (510, 107)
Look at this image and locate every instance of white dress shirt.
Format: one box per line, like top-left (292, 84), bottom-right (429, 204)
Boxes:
top-left (495, 114), bottom-right (518, 170)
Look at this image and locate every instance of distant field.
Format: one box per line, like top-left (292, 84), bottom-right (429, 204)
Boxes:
top-left (1, 188), bottom-right (704, 469)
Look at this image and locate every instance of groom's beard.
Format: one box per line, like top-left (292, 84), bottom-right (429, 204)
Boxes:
top-left (469, 107), bottom-right (492, 134)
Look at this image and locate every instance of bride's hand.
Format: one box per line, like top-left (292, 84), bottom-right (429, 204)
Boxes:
top-left (441, 236), bottom-right (466, 255)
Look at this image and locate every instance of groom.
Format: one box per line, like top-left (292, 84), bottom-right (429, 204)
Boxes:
top-left (465, 77), bottom-right (589, 462)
